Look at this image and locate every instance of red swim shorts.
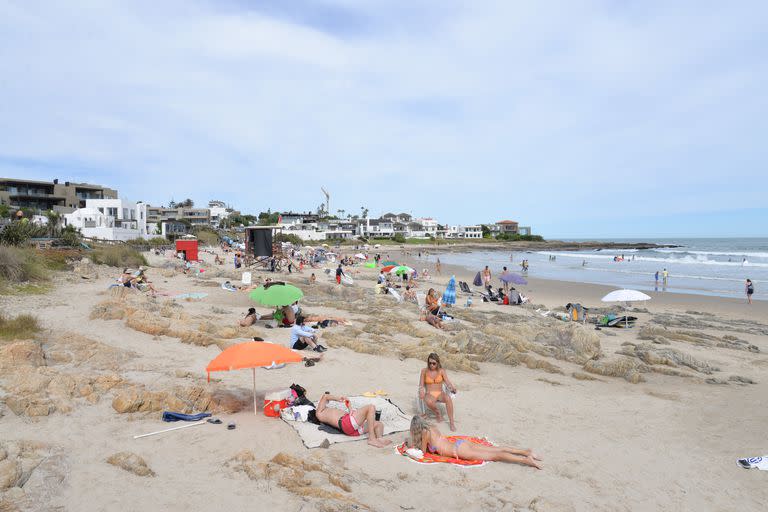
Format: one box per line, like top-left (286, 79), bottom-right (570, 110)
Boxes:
top-left (338, 413), bottom-right (363, 436)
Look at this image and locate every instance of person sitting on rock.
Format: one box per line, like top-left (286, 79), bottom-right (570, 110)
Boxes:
top-left (314, 392), bottom-right (391, 448)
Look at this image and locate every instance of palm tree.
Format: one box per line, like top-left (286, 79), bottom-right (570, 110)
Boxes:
top-left (45, 210), bottom-right (61, 237)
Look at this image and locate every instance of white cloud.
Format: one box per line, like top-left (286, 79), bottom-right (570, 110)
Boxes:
top-left (0, 0), bottom-right (765, 234)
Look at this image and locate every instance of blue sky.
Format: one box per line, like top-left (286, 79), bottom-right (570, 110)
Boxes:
top-left (1, 0), bottom-right (766, 238)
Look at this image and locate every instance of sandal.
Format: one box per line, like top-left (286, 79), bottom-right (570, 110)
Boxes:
top-left (304, 359), bottom-right (315, 367)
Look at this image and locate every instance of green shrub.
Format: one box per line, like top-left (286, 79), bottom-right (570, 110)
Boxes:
top-left (88, 246), bottom-right (147, 268)
top-left (194, 228), bottom-right (220, 247)
top-left (274, 233), bottom-right (304, 245)
top-left (0, 313), bottom-right (41, 339)
top-left (59, 225), bottom-right (81, 246)
top-left (0, 220), bottom-right (47, 246)
top-left (149, 237), bottom-right (168, 247)
top-left (392, 233), bottom-right (406, 243)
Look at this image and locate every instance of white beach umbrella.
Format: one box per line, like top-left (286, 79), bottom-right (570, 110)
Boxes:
top-left (601, 289), bottom-right (651, 303)
top-left (354, 253), bottom-right (367, 259)
top-left (601, 289), bottom-right (651, 328)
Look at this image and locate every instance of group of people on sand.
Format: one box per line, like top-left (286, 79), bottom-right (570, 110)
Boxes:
top-left (308, 352), bottom-right (542, 468)
top-left (118, 267), bottom-right (157, 295)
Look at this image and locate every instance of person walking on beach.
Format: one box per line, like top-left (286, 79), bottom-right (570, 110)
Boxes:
top-left (654, 271), bottom-right (659, 286)
top-left (500, 266), bottom-right (510, 293)
top-left (662, 268), bottom-right (669, 286)
top-left (746, 279), bottom-right (754, 304)
top-left (482, 266), bottom-right (491, 288)
top-left (436, 258), bottom-right (442, 276)
top-left (335, 264), bottom-right (345, 285)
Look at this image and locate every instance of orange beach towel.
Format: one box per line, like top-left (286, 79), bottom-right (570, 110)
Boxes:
top-left (396, 436), bottom-right (493, 466)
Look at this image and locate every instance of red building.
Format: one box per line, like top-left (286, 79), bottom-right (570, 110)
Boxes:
top-left (175, 238), bottom-right (199, 261)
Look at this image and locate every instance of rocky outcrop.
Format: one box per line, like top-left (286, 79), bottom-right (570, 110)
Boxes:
top-left (106, 452), bottom-right (155, 477)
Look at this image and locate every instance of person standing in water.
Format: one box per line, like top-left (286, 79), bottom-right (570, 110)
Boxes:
top-left (662, 268), bottom-right (669, 287)
top-left (746, 279), bottom-right (754, 304)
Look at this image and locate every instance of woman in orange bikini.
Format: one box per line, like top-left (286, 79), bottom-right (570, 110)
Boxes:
top-left (419, 353), bottom-right (457, 431)
top-left (407, 416), bottom-right (542, 469)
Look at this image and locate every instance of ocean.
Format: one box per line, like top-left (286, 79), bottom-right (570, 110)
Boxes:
top-left (428, 238), bottom-right (767, 301)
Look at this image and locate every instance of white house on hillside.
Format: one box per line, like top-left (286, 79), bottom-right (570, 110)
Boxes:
top-left (63, 199), bottom-right (148, 241)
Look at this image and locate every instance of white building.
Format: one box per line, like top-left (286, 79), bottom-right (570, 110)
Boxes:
top-left (63, 199), bottom-right (149, 241)
top-left (459, 225), bottom-right (482, 239)
top-left (208, 200), bottom-right (237, 227)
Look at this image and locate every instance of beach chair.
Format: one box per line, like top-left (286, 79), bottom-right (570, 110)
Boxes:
top-left (416, 292), bottom-right (427, 316)
top-left (416, 383), bottom-right (451, 417)
top-left (459, 281), bottom-right (476, 295)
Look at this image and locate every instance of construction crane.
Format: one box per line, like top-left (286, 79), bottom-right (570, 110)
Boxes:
top-left (320, 187), bottom-right (330, 217)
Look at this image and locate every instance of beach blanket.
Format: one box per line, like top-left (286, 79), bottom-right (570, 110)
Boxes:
top-left (737, 456), bottom-right (768, 470)
top-left (396, 436), bottom-right (493, 467)
top-left (281, 396), bottom-right (411, 448)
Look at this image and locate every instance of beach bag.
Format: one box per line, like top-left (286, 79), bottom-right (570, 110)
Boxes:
top-left (473, 272), bottom-right (483, 287)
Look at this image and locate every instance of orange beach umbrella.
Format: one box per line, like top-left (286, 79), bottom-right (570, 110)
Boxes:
top-left (206, 342), bottom-right (303, 414)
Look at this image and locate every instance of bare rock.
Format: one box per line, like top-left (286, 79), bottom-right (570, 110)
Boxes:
top-left (0, 341), bottom-right (46, 370)
top-left (106, 452), bottom-right (155, 477)
top-left (0, 459), bottom-right (21, 490)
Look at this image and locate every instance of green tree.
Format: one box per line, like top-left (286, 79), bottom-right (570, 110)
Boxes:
top-left (177, 198), bottom-right (194, 208)
top-left (393, 233), bottom-right (406, 243)
top-left (0, 204), bottom-right (10, 219)
top-left (481, 225), bottom-right (491, 238)
top-left (44, 210), bottom-right (61, 237)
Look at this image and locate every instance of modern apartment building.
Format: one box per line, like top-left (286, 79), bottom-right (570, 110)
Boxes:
top-left (0, 178), bottom-right (117, 213)
top-left (145, 206), bottom-right (211, 227)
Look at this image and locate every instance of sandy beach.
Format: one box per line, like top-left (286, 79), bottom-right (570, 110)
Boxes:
top-left (2, 246), bottom-right (767, 511)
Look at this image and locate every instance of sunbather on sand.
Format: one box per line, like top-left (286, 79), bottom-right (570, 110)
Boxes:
top-left (419, 353), bottom-right (456, 430)
top-left (407, 416), bottom-right (542, 469)
top-left (239, 308), bottom-right (260, 327)
top-left (315, 393), bottom-right (391, 448)
top-left (425, 312), bottom-right (444, 329)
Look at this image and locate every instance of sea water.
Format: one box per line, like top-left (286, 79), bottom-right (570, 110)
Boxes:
top-left (428, 238), bottom-right (767, 301)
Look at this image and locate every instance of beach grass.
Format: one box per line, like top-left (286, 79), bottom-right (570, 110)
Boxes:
top-left (0, 312), bottom-right (41, 339)
top-left (87, 246), bottom-right (147, 268)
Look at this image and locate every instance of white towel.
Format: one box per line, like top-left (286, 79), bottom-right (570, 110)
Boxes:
top-left (287, 405), bottom-right (315, 422)
top-left (737, 456), bottom-right (768, 470)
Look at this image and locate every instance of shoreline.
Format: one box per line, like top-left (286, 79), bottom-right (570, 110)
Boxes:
top-left (365, 240), bottom-right (681, 253)
top-left (385, 248), bottom-right (767, 316)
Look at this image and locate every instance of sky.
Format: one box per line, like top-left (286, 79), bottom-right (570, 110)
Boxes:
top-left (1, 0), bottom-right (766, 238)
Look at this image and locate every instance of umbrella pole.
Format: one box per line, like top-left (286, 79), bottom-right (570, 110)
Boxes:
top-left (252, 367), bottom-right (257, 415)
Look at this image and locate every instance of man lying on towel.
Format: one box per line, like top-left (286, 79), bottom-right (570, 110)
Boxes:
top-left (315, 392), bottom-right (392, 448)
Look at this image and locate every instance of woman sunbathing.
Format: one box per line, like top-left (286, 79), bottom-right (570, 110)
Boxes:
top-left (419, 353), bottom-right (456, 430)
top-left (239, 308), bottom-right (260, 327)
top-left (407, 416), bottom-right (542, 469)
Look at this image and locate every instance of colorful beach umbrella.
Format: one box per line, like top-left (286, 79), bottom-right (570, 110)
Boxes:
top-left (206, 342), bottom-right (303, 414)
top-left (442, 276), bottom-right (457, 305)
top-left (389, 265), bottom-right (414, 276)
top-left (364, 262), bottom-right (376, 268)
top-left (381, 265), bottom-right (396, 273)
top-left (382, 261), bottom-right (399, 267)
top-left (249, 283), bottom-right (304, 307)
top-left (500, 273), bottom-right (527, 285)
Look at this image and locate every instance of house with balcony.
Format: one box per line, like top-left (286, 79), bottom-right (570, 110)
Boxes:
top-left (145, 206), bottom-right (211, 235)
top-left (63, 199), bottom-right (148, 241)
top-left (459, 225), bottom-right (482, 239)
top-left (0, 178), bottom-right (117, 213)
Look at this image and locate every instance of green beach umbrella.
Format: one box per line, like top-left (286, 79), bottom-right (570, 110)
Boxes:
top-left (382, 261), bottom-right (399, 267)
top-left (249, 283), bottom-right (304, 307)
top-left (389, 265), bottom-right (414, 276)
top-left (364, 262), bottom-right (376, 268)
